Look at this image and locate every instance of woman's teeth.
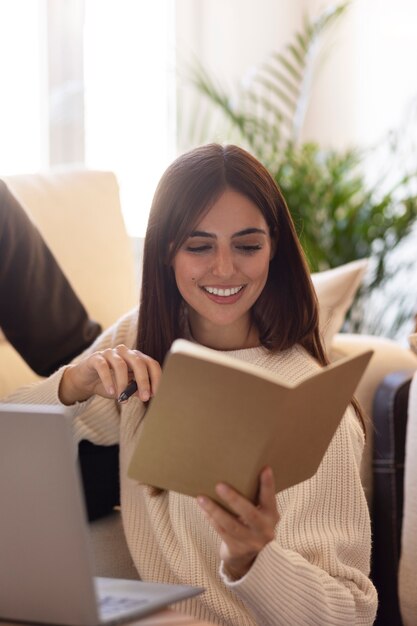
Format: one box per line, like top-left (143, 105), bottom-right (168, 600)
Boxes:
top-left (203, 286), bottom-right (244, 297)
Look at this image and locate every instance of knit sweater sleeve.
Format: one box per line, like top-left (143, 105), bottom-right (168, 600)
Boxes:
top-left (219, 407), bottom-right (378, 626)
top-left (2, 308), bottom-right (139, 446)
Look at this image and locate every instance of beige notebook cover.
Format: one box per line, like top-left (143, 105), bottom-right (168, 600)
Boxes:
top-left (128, 340), bottom-right (373, 506)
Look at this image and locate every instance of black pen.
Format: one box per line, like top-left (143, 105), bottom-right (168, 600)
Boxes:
top-left (118, 380), bottom-right (138, 403)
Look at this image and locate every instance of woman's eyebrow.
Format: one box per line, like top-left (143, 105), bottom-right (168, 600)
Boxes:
top-left (188, 227), bottom-right (267, 239)
top-left (232, 228), bottom-right (268, 238)
top-left (188, 230), bottom-right (215, 238)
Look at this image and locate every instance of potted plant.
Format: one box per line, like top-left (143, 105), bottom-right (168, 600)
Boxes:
top-left (180, 1), bottom-right (417, 338)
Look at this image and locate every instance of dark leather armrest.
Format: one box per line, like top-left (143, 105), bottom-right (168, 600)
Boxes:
top-left (371, 369), bottom-right (416, 626)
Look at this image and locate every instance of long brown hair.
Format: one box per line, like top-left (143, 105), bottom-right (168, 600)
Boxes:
top-left (136, 143), bottom-right (364, 427)
top-left (137, 143), bottom-right (325, 359)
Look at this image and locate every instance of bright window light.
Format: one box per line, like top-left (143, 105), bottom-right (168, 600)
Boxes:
top-left (355, 0), bottom-right (417, 145)
top-left (0, 0), bottom-right (45, 174)
top-left (83, 0), bottom-right (176, 236)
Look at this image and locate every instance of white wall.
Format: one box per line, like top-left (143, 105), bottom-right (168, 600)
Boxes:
top-left (353, 0), bottom-right (417, 146)
top-left (176, 0), bottom-right (417, 151)
top-left (306, 0), bottom-right (417, 150)
top-left (176, 0), bottom-right (302, 82)
top-left (175, 0), bottom-right (304, 150)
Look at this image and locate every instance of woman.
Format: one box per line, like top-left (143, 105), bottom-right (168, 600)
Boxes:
top-left (7, 144), bottom-right (377, 625)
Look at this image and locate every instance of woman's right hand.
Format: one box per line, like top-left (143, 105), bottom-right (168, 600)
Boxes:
top-left (58, 344), bottom-right (162, 406)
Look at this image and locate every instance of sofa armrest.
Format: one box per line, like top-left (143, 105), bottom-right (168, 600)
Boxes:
top-left (331, 333), bottom-right (417, 504)
top-left (371, 371), bottom-right (415, 626)
top-left (331, 334), bottom-right (417, 420)
top-left (3, 169), bottom-right (138, 332)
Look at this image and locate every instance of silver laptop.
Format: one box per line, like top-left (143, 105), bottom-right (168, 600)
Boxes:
top-left (0, 404), bottom-right (204, 626)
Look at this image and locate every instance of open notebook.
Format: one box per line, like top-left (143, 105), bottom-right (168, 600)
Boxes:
top-left (128, 339), bottom-right (373, 506)
top-left (0, 404), bottom-right (203, 626)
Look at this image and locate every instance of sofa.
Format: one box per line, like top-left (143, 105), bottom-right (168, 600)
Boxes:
top-left (1, 169), bottom-right (417, 624)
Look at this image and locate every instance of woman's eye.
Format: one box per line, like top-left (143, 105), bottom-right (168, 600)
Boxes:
top-left (184, 243), bottom-right (262, 254)
top-left (185, 245), bottom-right (212, 253)
top-left (236, 244), bottom-right (262, 254)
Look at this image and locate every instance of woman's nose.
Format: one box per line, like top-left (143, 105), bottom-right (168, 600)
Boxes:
top-left (211, 249), bottom-right (235, 277)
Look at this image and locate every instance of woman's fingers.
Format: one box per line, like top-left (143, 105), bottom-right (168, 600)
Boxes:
top-left (198, 492), bottom-right (247, 539)
top-left (213, 467), bottom-right (278, 526)
top-left (91, 352), bottom-right (119, 396)
top-left (258, 466), bottom-right (279, 516)
top-left (128, 350), bottom-right (162, 401)
top-left (108, 345), bottom-right (161, 402)
top-left (59, 345), bottom-right (161, 405)
top-left (99, 348), bottom-right (129, 397)
top-left (77, 345), bottom-right (161, 402)
top-left (196, 466), bottom-right (280, 579)
top-left (144, 355), bottom-right (162, 395)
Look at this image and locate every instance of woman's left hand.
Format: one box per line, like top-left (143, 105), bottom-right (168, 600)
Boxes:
top-left (197, 466), bottom-right (279, 580)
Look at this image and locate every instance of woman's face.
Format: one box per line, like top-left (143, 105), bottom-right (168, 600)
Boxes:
top-left (172, 188), bottom-right (274, 349)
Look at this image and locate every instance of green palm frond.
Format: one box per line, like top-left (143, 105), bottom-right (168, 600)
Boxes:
top-left (187, 2), bottom-right (350, 154)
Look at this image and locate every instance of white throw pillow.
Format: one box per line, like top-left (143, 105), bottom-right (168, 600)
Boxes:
top-left (312, 259), bottom-right (369, 353)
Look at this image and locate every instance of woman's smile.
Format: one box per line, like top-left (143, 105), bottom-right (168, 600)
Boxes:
top-left (172, 187), bottom-right (273, 349)
top-left (200, 284), bottom-right (246, 303)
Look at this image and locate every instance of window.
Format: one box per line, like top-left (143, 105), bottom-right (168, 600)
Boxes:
top-left (0, 0), bottom-right (176, 236)
top-left (83, 0), bottom-right (176, 235)
top-left (0, 0), bottom-right (45, 174)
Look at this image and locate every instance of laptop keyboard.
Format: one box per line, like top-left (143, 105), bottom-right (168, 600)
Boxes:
top-left (99, 594), bottom-right (149, 618)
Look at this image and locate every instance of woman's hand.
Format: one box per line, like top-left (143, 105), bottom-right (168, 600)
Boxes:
top-left (197, 466), bottom-right (279, 580)
top-left (59, 344), bottom-right (162, 405)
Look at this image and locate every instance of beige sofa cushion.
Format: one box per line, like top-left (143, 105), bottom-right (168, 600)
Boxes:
top-left (332, 333), bottom-right (417, 504)
top-left (3, 169), bottom-right (138, 331)
top-left (312, 259), bottom-right (368, 354)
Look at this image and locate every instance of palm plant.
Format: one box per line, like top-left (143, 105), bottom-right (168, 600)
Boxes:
top-left (180, 1), bottom-right (417, 337)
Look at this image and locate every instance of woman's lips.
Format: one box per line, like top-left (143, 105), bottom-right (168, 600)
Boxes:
top-left (200, 284), bottom-right (246, 304)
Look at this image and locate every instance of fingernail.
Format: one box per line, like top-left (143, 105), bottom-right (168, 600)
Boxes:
top-left (141, 390), bottom-right (150, 401)
top-left (216, 483), bottom-right (229, 496)
top-left (108, 386), bottom-right (115, 396)
top-left (197, 496), bottom-right (207, 508)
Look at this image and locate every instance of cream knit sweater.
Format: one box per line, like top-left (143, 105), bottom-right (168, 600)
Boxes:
top-left (5, 308), bottom-right (377, 625)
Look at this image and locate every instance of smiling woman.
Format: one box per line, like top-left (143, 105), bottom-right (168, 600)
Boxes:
top-left (6, 143), bottom-right (378, 625)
